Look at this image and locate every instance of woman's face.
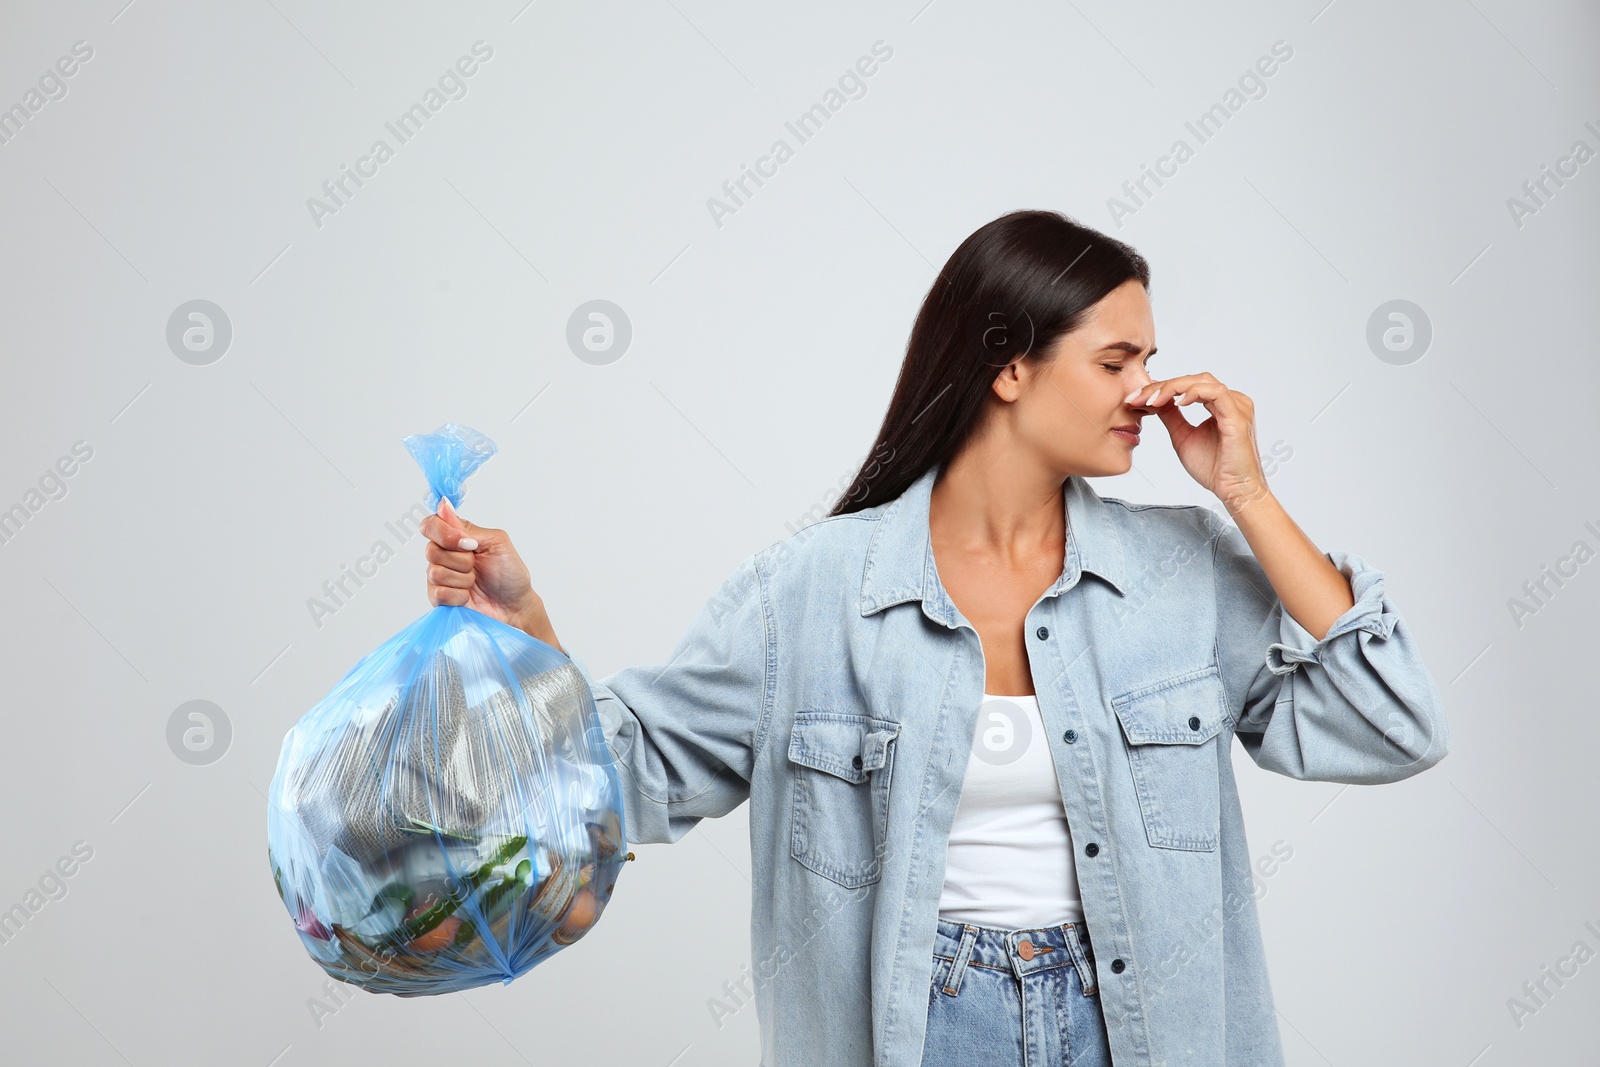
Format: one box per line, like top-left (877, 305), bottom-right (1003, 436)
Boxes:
top-left (997, 279), bottom-right (1157, 477)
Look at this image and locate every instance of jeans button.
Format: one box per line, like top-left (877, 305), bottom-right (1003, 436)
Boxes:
top-left (1017, 938), bottom-right (1035, 961)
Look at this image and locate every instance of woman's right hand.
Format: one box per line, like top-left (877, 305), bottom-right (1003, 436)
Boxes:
top-left (419, 498), bottom-right (562, 651)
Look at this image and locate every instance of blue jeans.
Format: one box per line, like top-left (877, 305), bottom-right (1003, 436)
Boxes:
top-left (922, 917), bottom-right (1112, 1066)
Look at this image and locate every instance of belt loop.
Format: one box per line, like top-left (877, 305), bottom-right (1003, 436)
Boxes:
top-left (1063, 923), bottom-right (1097, 996)
top-left (941, 925), bottom-right (980, 996)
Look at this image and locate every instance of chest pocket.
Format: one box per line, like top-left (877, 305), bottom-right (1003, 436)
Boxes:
top-left (1112, 666), bottom-right (1230, 852)
top-left (787, 711), bottom-right (900, 889)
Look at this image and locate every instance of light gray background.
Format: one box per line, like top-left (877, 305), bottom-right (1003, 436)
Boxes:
top-left (1, 1), bottom-right (1596, 1064)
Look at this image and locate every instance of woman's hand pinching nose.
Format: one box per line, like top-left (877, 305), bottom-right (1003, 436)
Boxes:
top-left (1124, 372), bottom-right (1268, 510)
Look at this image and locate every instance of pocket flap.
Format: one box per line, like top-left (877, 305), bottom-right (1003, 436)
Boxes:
top-left (788, 712), bottom-right (901, 783)
top-left (1113, 667), bottom-right (1228, 745)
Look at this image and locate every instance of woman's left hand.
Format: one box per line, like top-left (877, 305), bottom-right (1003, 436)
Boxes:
top-left (1127, 374), bottom-right (1271, 513)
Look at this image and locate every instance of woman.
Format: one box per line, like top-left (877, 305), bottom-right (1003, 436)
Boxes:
top-left (419, 210), bottom-right (1450, 1067)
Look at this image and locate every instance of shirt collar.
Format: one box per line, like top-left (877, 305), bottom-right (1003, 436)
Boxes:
top-left (859, 462), bottom-right (1129, 627)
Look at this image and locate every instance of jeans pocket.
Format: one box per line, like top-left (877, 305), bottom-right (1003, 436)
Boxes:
top-left (1112, 666), bottom-right (1229, 851)
top-left (787, 711), bottom-right (900, 888)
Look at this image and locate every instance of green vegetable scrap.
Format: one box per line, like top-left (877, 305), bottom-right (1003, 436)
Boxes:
top-left (399, 816), bottom-right (480, 844)
top-left (362, 881), bottom-right (415, 922)
top-left (385, 835), bottom-right (529, 948)
top-left (474, 857), bottom-right (534, 922)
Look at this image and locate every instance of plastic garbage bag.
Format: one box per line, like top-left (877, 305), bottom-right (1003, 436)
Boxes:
top-left (266, 423), bottom-right (629, 996)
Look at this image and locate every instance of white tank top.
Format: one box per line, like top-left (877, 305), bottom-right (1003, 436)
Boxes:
top-left (936, 693), bottom-right (1084, 929)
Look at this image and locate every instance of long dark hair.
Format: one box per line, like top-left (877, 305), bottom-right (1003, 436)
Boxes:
top-left (829, 210), bottom-right (1150, 516)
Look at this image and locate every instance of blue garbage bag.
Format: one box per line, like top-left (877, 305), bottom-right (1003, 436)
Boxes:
top-left (266, 423), bottom-right (629, 996)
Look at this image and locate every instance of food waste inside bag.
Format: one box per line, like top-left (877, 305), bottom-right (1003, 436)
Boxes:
top-left (266, 423), bottom-right (629, 996)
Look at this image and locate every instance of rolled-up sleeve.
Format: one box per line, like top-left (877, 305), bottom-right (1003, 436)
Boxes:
top-left (563, 550), bottom-right (777, 846)
top-left (1208, 512), bottom-right (1450, 784)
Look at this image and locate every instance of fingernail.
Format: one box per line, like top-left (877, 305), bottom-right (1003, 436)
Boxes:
top-left (459, 537), bottom-right (478, 551)
top-left (1144, 387), bottom-right (1160, 404)
top-left (1124, 388), bottom-right (1142, 404)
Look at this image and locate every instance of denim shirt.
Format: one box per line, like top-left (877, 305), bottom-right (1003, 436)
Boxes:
top-left (565, 463), bottom-right (1450, 1066)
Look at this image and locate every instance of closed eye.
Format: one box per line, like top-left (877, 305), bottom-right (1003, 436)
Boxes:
top-left (1097, 343), bottom-right (1155, 371)
top-left (1100, 357), bottom-right (1154, 374)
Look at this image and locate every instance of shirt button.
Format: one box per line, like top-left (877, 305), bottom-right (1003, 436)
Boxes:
top-left (1036, 626), bottom-right (1050, 640)
top-left (1063, 729), bottom-right (1077, 743)
top-left (1111, 958), bottom-right (1126, 973)
top-left (1084, 842), bottom-right (1099, 857)
top-left (1188, 716), bottom-right (1201, 730)
top-left (851, 755), bottom-right (863, 769)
